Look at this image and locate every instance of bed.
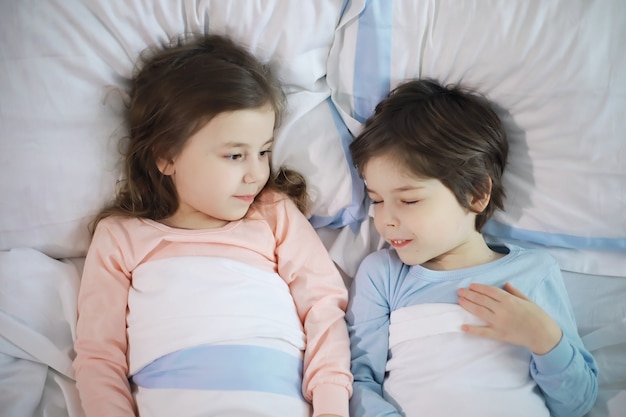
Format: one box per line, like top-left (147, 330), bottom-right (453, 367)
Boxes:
top-left (0, 1), bottom-right (624, 416)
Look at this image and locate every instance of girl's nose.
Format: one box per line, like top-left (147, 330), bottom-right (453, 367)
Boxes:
top-left (243, 159), bottom-right (265, 184)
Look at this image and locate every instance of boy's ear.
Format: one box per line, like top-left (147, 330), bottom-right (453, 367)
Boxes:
top-left (157, 158), bottom-right (175, 176)
top-left (469, 177), bottom-right (492, 213)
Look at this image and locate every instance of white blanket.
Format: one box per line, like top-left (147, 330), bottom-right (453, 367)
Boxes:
top-left (0, 248), bottom-right (85, 417)
top-left (384, 303), bottom-right (549, 417)
top-left (127, 256), bottom-right (310, 417)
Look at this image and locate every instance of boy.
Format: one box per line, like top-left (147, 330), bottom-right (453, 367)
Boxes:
top-left (346, 78), bottom-right (598, 417)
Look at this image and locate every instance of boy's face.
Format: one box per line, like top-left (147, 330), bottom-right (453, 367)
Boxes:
top-left (362, 154), bottom-right (486, 271)
top-left (157, 106), bottom-right (275, 229)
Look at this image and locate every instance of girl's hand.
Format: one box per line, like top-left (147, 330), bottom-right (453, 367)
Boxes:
top-left (457, 282), bottom-right (563, 355)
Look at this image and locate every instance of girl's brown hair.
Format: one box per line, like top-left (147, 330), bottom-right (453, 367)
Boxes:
top-left (349, 78), bottom-right (508, 230)
top-left (92, 33), bottom-right (307, 232)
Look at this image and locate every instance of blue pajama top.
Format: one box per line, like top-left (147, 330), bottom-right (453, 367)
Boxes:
top-left (346, 243), bottom-right (598, 417)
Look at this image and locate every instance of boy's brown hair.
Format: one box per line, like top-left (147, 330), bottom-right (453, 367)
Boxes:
top-left (349, 78), bottom-right (508, 230)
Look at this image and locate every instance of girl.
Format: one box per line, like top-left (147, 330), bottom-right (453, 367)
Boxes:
top-left (346, 79), bottom-right (598, 417)
top-left (73, 34), bottom-right (351, 417)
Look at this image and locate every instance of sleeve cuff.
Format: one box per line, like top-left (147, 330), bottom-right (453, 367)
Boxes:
top-left (312, 383), bottom-right (351, 417)
top-left (532, 335), bottom-right (575, 375)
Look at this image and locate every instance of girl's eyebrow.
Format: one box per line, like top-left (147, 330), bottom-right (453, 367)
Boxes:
top-left (223, 138), bottom-right (274, 148)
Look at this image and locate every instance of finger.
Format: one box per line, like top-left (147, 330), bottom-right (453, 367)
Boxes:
top-left (503, 282), bottom-right (531, 301)
top-left (460, 323), bottom-right (496, 339)
top-left (459, 285), bottom-right (504, 311)
top-left (467, 282), bottom-right (507, 302)
top-left (458, 291), bottom-right (496, 317)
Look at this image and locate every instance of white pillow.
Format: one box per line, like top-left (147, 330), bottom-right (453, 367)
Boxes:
top-left (327, 0), bottom-right (626, 277)
top-left (0, 0), bottom-right (355, 258)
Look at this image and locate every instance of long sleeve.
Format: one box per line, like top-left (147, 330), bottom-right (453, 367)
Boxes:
top-left (73, 221), bottom-right (136, 417)
top-left (270, 196), bottom-right (353, 417)
top-left (529, 263), bottom-right (599, 417)
top-left (345, 251), bottom-right (403, 417)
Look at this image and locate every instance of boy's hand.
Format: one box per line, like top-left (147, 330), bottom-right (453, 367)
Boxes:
top-left (457, 282), bottom-right (563, 355)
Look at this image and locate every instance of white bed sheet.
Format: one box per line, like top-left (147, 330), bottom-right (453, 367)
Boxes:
top-left (1, 1), bottom-right (625, 416)
top-left (564, 271), bottom-right (626, 417)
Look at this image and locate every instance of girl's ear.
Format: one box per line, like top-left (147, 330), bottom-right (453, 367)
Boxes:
top-left (157, 158), bottom-right (175, 176)
top-left (469, 177), bottom-right (492, 213)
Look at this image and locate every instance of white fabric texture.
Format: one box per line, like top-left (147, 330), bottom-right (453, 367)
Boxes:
top-left (0, 0), bottom-right (354, 258)
top-left (134, 389), bottom-right (310, 417)
top-left (384, 303), bottom-right (549, 417)
top-left (127, 256), bottom-right (305, 374)
top-left (563, 271), bottom-right (626, 417)
top-left (327, 0), bottom-right (626, 278)
top-left (127, 256), bottom-right (308, 416)
top-left (0, 248), bottom-right (84, 417)
top-left (1, 1), bottom-right (625, 417)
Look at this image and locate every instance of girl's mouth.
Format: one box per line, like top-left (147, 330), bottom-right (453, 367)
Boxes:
top-left (234, 195), bottom-right (255, 203)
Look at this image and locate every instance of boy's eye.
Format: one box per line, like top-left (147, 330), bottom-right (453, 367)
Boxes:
top-left (367, 192), bottom-right (382, 204)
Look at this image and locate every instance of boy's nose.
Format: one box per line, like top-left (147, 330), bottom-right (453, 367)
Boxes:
top-left (386, 218), bottom-right (398, 227)
top-left (381, 207), bottom-right (398, 228)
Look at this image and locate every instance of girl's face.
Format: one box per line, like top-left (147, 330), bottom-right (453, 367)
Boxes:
top-left (157, 106), bottom-right (275, 229)
top-left (362, 154), bottom-right (489, 271)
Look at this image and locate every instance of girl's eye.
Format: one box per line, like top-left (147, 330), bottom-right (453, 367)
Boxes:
top-left (226, 154), bottom-right (243, 161)
top-left (402, 200), bottom-right (419, 205)
top-left (259, 150), bottom-right (272, 157)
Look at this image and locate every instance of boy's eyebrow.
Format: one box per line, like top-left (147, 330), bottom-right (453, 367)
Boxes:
top-left (366, 185), bottom-right (424, 193)
top-left (393, 185), bottom-right (424, 192)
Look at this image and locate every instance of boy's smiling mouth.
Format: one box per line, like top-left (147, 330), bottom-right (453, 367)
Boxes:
top-left (389, 239), bottom-right (411, 248)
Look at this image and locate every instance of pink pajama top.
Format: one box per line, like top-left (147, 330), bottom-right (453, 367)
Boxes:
top-left (73, 190), bottom-right (352, 417)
